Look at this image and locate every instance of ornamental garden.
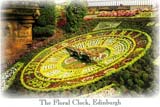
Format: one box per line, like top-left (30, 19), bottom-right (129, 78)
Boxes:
top-left (1, 0), bottom-right (159, 97)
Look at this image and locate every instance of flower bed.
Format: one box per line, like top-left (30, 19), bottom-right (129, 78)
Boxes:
top-left (97, 10), bottom-right (140, 17)
top-left (1, 62), bottom-right (24, 90)
top-left (20, 29), bottom-right (151, 92)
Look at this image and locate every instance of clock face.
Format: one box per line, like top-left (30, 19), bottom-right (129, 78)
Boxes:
top-left (21, 29), bottom-right (151, 91)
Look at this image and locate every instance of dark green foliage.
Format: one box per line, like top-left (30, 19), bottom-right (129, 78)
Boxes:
top-left (64, 0), bottom-right (87, 32)
top-left (119, 76), bottom-right (125, 85)
top-left (110, 48), bottom-right (156, 95)
top-left (133, 78), bottom-right (139, 84)
top-left (134, 84), bottom-right (142, 93)
top-left (120, 85), bottom-right (127, 93)
top-left (33, 3), bottom-right (56, 37)
top-left (123, 70), bottom-right (130, 80)
top-left (127, 79), bottom-right (134, 87)
top-left (138, 80), bottom-right (145, 87)
top-left (96, 81), bottom-right (103, 88)
top-left (37, 5), bottom-right (56, 26)
top-left (142, 72), bottom-right (149, 82)
top-left (33, 25), bottom-right (54, 37)
top-left (33, 26), bottom-right (54, 37)
top-left (90, 84), bottom-right (97, 91)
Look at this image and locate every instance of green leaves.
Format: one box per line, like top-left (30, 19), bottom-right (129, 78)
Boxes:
top-left (123, 70), bottom-right (130, 80)
top-left (33, 3), bottom-right (56, 37)
top-left (127, 79), bottom-right (134, 87)
top-left (37, 4), bottom-right (56, 26)
top-left (142, 73), bottom-right (149, 82)
top-left (114, 48), bottom-right (154, 94)
top-left (64, 0), bottom-right (87, 32)
top-left (33, 25), bottom-right (54, 37)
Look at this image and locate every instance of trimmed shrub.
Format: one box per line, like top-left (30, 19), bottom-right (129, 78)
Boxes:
top-left (33, 25), bottom-right (54, 37)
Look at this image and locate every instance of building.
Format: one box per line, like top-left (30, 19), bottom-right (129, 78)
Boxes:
top-left (87, 0), bottom-right (157, 11)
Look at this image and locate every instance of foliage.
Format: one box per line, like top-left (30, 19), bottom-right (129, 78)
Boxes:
top-left (37, 5), bottom-right (56, 26)
top-left (64, 0), bottom-right (87, 32)
top-left (111, 47), bottom-right (156, 95)
top-left (33, 3), bottom-right (56, 37)
top-left (33, 25), bottom-right (54, 37)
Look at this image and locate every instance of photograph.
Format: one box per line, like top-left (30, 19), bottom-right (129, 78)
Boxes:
top-left (0, 0), bottom-right (159, 106)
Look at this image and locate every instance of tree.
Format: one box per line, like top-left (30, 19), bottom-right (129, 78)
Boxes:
top-left (33, 3), bottom-right (56, 37)
top-left (64, 0), bottom-right (87, 32)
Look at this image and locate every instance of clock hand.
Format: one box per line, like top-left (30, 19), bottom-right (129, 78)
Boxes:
top-left (66, 47), bottom-right (92, 63)
top-left (65, 47), bottom-right (105, 67)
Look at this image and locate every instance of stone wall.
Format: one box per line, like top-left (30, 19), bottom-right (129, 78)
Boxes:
top-left (1, 3), bottom-right (40, 66)
top-left (3, 21), bottom-right (33, 64)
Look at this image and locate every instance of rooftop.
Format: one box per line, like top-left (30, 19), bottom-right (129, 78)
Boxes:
top-left (87, 0), bottom-right (157, 7)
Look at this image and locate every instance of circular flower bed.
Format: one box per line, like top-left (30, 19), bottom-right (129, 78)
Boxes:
top-left (20, 29), bottom-right (151, 91)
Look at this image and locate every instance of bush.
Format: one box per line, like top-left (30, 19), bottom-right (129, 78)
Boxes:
top-left (33, 3), bottom-right (56, 37)
top-left (127, 79), bottom-right (134, 87)
top-left (123, 70), bottom-right (130, 80)
top-left (37, 4), bottom-right (56, 26)
top-left (64, 0), bottom-right (87, 32)
top-left (33, 25), bottom-right (54, 37)
top-left (142, 73), bottom-right (149, 82)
